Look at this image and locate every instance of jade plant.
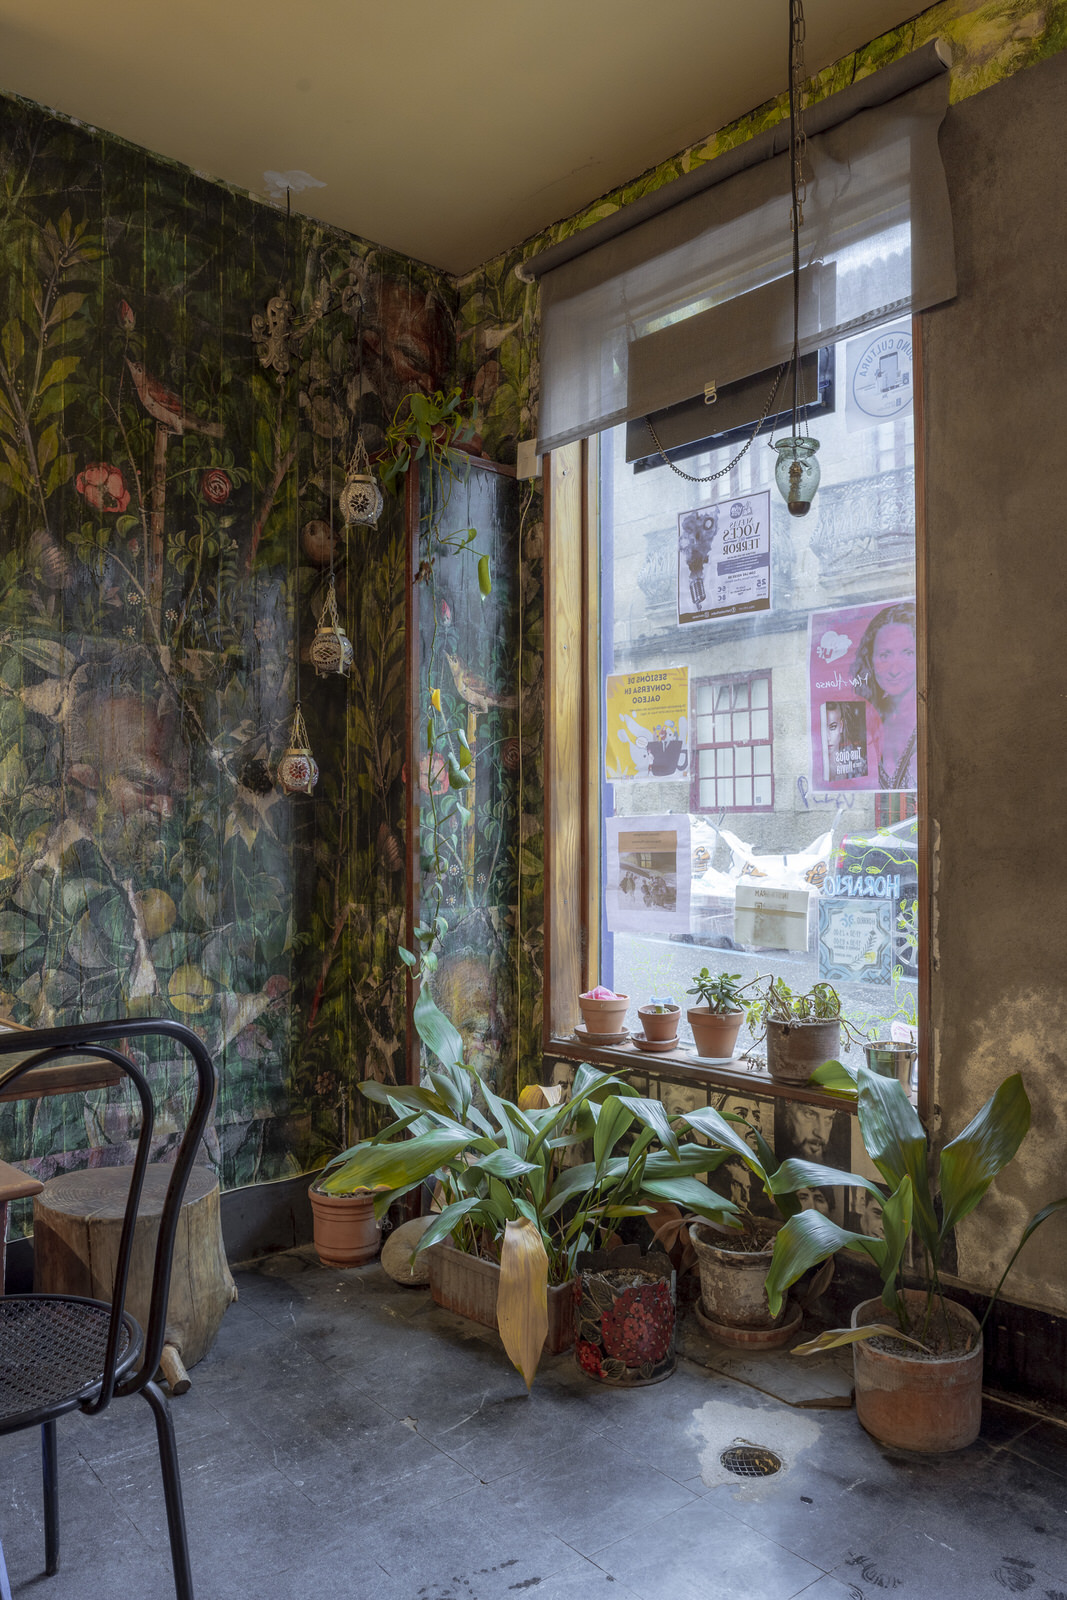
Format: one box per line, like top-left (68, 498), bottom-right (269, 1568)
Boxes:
top-left (686, 970), bottom-right (753, 1014)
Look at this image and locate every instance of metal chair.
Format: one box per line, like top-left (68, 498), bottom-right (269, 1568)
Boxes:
top-left (0, 1018), bottom-right (217, 1600)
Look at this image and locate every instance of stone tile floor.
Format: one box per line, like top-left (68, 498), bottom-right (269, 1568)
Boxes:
top-left (2, 1247), bottom-right (1066, 1600)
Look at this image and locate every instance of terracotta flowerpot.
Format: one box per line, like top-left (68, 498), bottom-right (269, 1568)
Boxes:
top-left (637, 1005), bottom-right (680, 1042)
top-left (765, 1018), bottom-right (840, 1084)
top-left (687, 1007), bottom-right (743, 1059)
top-left (690, 1220), bottom-right (786, 1332)
top-left (308, 1183), bottom-right (380, 1268)
top-left (578, 993), bottom-right (629, 1035)
top-left (851, 1291), bottom-right (984, 1453)
top-left (573, 1246), bottom-right (676, 1386)
top-left (427, 1239), bottom-right (575, 1352)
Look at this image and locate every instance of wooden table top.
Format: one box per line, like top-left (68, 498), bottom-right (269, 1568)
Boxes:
top-left (0, 1020), bottom-right (122, 1102)
top-left (0, 1158), bottom-right (43, 1204)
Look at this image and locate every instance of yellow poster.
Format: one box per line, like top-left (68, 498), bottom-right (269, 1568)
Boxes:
top-left (604, 667), bottom-right (689, 782)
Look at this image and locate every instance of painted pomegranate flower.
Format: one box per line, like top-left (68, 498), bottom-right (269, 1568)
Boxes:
top-left (575, 1340), bottom-right (603, 1377)
top-left (118, 300), bottom-right (135, 331)
top-left (76, 463), bottom-right (130, 513)
top-left (501, 738), bottom-right (521, 772)
top-left (600, 1282), bottom-right (673, 1367)
top-left (200, 467), bottom-right (232, 505)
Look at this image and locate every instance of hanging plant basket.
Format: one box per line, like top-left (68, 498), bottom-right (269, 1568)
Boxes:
top-left (339, 432), bottom-right (384, 528)
top-left (277, 706), bottom-right (319, 795)
top-left (309, 573), bottom-right (353, 678)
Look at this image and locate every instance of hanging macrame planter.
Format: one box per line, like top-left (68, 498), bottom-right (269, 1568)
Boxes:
top-left (277, 705), bottom-right (319, 795)
top-left (309, 574), bottom-right (353, 678)
top-left (339, 432), bottom-right (383, 528)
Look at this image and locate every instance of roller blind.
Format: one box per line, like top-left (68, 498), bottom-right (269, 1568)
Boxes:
top-left (533, 48), bottom-right (955, 455)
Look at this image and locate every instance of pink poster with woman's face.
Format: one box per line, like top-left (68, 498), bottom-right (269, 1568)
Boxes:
top-left (809, 599), bottom-right (917, 792)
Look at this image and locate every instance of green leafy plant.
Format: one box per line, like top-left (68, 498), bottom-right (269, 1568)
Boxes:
top-left (317, 985), bottom-right (740, 1383)
top-left (676, 1102), bottom-right (806, 1243)
top-left (762, 1063), bottom-right (1067, 1353)
top-left (686, 969), bottom-right (754, 1014)
top-left (745, 976), bottom-right (866, 1052)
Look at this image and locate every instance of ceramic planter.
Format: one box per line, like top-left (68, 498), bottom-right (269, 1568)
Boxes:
top-left (637, 1005), bottom-right (680, 1042)
top-left (687, 1006), bottom-right (743, 1059)
top-left (851, 1291), bottom-right (984, 1453)
top-left (573, 1246), bottom-right (676, 1386)
top-left (308, 1184), bottom-right (379, 1268)
top-left (578, 993), bottom-right (629, 1035)
top-left (689, 1219), bottom-right (800, 1349)
top-left (427, 1239), bottom-right (575, 1352)
top-left (765, 1018), bottom-right (840, 1084)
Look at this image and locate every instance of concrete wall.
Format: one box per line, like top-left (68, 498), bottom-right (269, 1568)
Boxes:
top-left (924, 48), bottom-right (1067, 1314)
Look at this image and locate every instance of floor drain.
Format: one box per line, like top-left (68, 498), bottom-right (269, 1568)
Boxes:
top-left (720, 1444), bottom-right (783, 1478)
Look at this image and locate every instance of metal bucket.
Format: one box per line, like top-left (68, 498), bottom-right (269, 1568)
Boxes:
top-left (865, 1041), bottom-right (917, 1090)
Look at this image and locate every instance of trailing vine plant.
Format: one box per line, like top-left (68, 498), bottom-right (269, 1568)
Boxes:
top-left (381, 387), bottom-right (489, 993)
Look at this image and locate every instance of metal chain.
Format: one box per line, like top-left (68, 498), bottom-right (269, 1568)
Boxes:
top-left (790, 0), bottom-right (808, 229)
top-left (644, 362), bottom-right (787, 483)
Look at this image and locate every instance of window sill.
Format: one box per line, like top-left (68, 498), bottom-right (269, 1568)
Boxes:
top-left (543, 1035), bottom-right (858, 1111)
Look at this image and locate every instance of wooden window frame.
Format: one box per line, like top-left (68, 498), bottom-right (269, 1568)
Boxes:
top-left (543, 317), bottom-right (931, 1119)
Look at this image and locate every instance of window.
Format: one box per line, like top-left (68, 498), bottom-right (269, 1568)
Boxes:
top-left (545, 314), bottom-right (926, 1101)
top-left (692, 673), bottom-right (773, 813)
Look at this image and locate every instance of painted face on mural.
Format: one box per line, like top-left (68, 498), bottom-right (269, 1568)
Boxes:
top-left (430, 952), bottom-right (501, 1081)
top-left (65, 680), bottom-right (188, 865)
top-left (362, 280), bottom-right (452, 420)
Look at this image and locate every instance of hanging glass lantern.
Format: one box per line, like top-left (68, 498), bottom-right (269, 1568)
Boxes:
top-left (309, 574), bottom-right (353, 678)
top-left (339, 432), bottom-right (383, 528)
top-left (277, 705), bottom-right (319, 795)
top-left (773, 437), bottom-right (821, 518)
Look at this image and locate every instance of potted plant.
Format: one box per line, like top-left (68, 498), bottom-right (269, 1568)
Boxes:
top-left (578, 984), bottom-right (629, 1037)
top-left (322, 986), bottom-right (740, 1388)
top-left (636, 994), bottom-right (681, 1044)
top-left (746, 977), bottom-right (864, 1084)
top-left (762, 1063), bottom-right (1067, 1452)
top-left (685, 969), bottom-right (752, 1059)
top-left (673, 1102), bottom-right (813, 1347)
top-left (307, 1178), bottom-right (380, 1268)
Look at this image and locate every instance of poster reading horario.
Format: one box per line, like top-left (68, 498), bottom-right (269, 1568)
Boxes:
top-left (604, 667), bottom-right (689, 782)
top-left (677, 490), bottom-right (771, 625)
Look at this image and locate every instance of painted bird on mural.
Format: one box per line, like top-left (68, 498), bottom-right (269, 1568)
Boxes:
top-left (125, 359), bottom-right (225, 437)
top-left (444, 652), bottom-right (517, 714)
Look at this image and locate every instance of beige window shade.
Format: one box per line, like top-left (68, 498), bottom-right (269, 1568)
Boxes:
top-left (532, 47), bottom-right (954, 455)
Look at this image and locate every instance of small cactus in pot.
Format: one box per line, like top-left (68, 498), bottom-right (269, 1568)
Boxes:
top-left (638, 995), bottom-right (681, 1043)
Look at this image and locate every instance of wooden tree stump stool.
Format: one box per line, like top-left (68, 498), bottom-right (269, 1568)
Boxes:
top-left (32, 1165), bottom-right (237, 1394)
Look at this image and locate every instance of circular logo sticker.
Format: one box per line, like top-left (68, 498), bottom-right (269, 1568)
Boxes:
top-left (851, 327), bottom-right (913, 420)
top-left (729, 502), bottom-right (746, 519)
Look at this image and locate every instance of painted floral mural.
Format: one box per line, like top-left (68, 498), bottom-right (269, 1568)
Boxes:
top-left (0, 91), bottom-right (455, 1193)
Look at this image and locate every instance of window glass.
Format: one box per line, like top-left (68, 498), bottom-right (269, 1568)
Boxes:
top-left (599, 315), bottom-right (918, 1063)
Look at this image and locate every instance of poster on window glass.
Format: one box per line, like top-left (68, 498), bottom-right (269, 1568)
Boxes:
top-left (808, 598), bottom-right (917, 792)
top-left (734, 883), bottom-right (810, 952)
top-left (845, 319), bottom-right (913, 433)
top-left (677, 490), bottom-right (771, 625)
top-left (605, 815), bottom-right (691, 936)
top-left (818, 898), bottom-right (893, 986)
top-left (604, 667), bottom-right (689, 782)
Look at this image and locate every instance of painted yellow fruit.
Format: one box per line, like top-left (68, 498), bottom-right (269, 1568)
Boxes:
top-left (168, 964), bottom-right (215, 1014)
top-left (0, 835), bottom-right (18, 880)
top-left (137, 889), bottom-right (178, 939)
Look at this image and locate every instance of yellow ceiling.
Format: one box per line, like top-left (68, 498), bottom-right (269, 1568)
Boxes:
top-left (0, 0), bottom-right (927, 273)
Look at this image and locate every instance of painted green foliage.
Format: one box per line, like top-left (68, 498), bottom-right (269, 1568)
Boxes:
top-left (0, 93), bottom-right (455, 1190)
